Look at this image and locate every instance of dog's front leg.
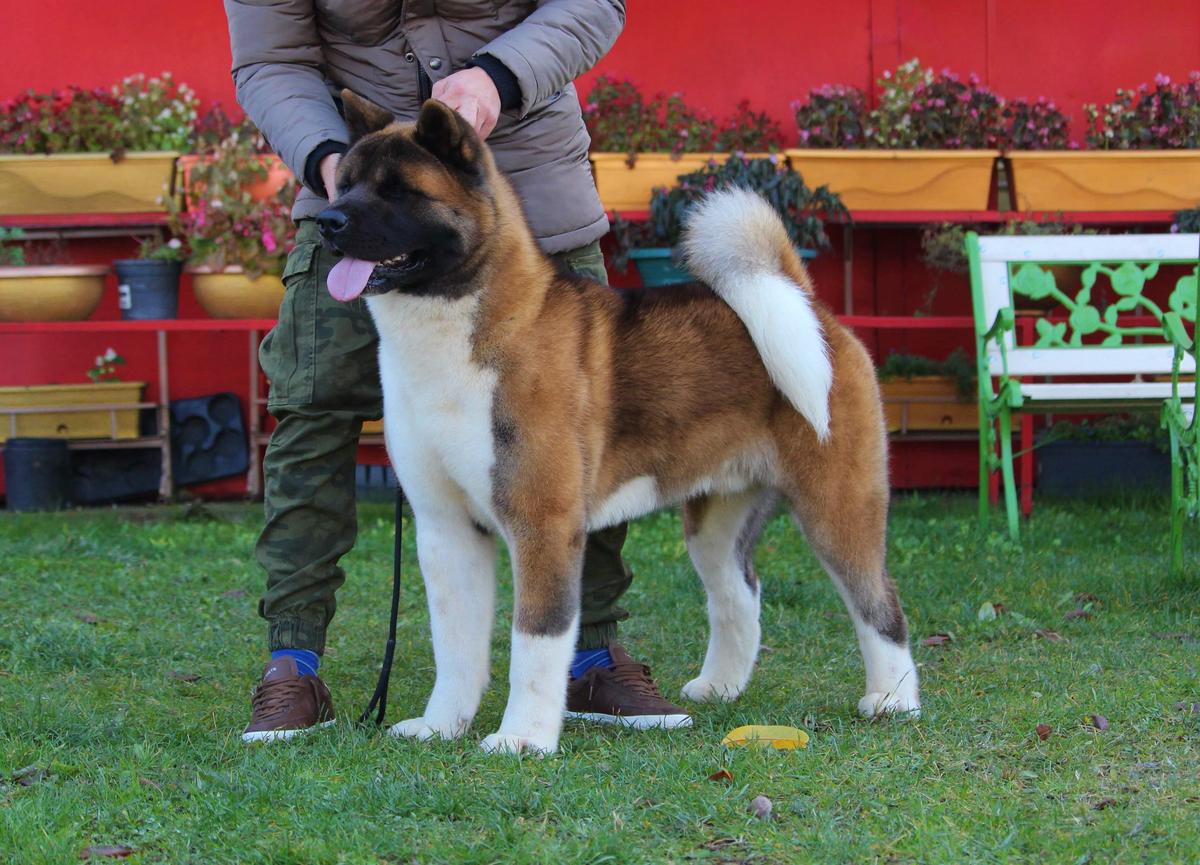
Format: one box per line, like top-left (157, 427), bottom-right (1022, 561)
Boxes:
top-left (481, 514), bottom-right (585, 756)
top-left (390, 500), bottom-right (496, 742)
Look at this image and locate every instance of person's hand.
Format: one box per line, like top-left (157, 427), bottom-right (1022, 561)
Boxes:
top-left (320, 152), bottom-right (342, 202)
top-left (431, 67), bottom-right (501, 140)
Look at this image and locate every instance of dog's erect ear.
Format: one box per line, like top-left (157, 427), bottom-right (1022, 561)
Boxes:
top-left (340, 89), bottom-right (394, 143)
top-left (414, 99), bottom-right (482, 176)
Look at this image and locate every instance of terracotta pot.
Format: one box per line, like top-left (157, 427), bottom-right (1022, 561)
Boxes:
top-left (0, 381), bottom-right (145, 442)
top-left (0, 265), bottom-right (108, 321)
top-left (176, 154), bottom-right (292, 209)
top-left (189, 267), bottom-right (284, 319)
top-left (879, 376), bottom-right (978, 433)
top-left (0, 152), bottom-right (177, 214)
top-left (1007, 150), bottom-right (1200, 211)
top-left (589, 152), bottom-right (774, 212)
top-left (784, 149), bottom-right (999, 210)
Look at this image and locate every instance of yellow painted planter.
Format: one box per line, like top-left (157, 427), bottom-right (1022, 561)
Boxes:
top-left (880, 377), bottom-right (978, 433)
top-left (0, 152), bottom-right (178, 214)
top-left (190, 268), bottom-right (285, 319)
top-left (1007, 151), bottom-right (1200, 211)
top-left (0, 382), bottom-right (145, 442)
top-left (784, 150), bottom-right (999, 210)
top-left (590, 152), bottom-right (773, 212)
top-left (0, 265), bottom-right (108, 321)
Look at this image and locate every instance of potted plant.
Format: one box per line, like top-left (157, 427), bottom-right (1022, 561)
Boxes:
top-left (168, 128), bottom-right (295, 319)
top-left (615, 155), bottom-right (848, 286)
top-left (113, 236), bottom-right (185, 320)
top-left (1009, 73), bottom-right (1200, 211)
top-left (585, 76), bottom-right (785, 211)
top-left (177, 106), bottom-right (292, 209)
top-left (0, 73), bottom-right (196, 214)
top-left (1036, 415), bottom-right (1170, 497)
top-left (787, 60), bottom-right (1004, 210)
top-left (877, 349), bottom-right (978, 433)
top-left (0, 348), bottom-right (144, 442)
top-left (0, 226), bottom-right (107, 321)
top-left (1175, 206), bottom-right (1200, 233)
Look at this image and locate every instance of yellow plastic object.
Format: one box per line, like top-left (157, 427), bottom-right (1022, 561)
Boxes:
top-left (0, 382), bottom-right (145, 442)
top-left (1008, 150), bottom-right (1200, 211)
top-left (784, 149), bottom-right (999, 210)
top-left (0, 266), bottom-right (108, 322)
top-left (190, 268), bottom-right (284, 319)
top-left (590, 152), bottom-right (773, 212)
top-left (720, 725), bottom-right (809, 750)
top-left (0, 152), bottom-right (178, 214)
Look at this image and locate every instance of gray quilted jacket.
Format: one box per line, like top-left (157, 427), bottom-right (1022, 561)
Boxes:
top-left (224, 0), bottom-right (624, 253)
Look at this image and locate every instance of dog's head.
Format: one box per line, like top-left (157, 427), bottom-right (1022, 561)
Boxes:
top-left (319, 91), bottom-right (497, 301)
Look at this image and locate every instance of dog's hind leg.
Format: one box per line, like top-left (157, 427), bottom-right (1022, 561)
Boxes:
top-left (787, 485), bottom-right (920, 719)
top-left (481, 509), bottom-right (585, 756)
top-left (679, 489), bottom-right (776, 703)
top-left (389, 494), bottom-right (496, 742)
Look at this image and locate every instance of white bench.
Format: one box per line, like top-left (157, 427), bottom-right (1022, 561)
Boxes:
top-left (966, 231), bottom-right (1200, 571)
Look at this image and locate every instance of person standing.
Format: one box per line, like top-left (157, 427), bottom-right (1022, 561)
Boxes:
top-left (225, 0), bottom-right (692, 741)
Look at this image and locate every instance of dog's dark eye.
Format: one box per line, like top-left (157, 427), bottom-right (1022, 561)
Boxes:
top-left (379, 181), bottom-right (428, 203)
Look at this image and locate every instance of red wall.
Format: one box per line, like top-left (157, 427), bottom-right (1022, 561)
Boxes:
top-left (2, 2), bottom-right (1198, 496)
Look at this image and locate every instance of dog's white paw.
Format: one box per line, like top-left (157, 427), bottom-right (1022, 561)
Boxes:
top-left (857, 690), bottom-right (921, 719)
top-left (681, 676), bottom-right (744, 703)
top-left (387, 717), bottom-right (465, 741)
top-left (480, 733), bottom-right (556, 756)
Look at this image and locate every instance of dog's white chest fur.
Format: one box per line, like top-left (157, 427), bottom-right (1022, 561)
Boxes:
top-left (367, 293), bottom-right (499, 525)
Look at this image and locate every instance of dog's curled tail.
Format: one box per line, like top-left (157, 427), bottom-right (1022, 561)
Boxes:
top-left (681, 188), bottom-right (832, 441)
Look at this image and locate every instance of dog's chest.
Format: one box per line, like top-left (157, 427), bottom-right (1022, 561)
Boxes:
top-left (368, 293), bottom-right (499, 515)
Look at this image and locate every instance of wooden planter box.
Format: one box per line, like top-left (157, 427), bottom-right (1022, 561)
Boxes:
top-left (0, 265), bottom-right (108, 321)
top-left (0, 152), bottom-right (178, 214)
top-left (1007, 151), bottom-right (1200, 211)
top-left (784, 149), bottom-right (999, 210)
top-left (590, 152), bottom-right (772, 212)
top-left (189, 268), bottom-right (285, 319)
top-left (0, 382), bottom-right (145, 442)
top-left (880, 376), bottom-right (978, 433)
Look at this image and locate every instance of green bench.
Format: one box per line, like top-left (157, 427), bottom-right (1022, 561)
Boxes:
top-left (966, 231), bottom-right (1200, 573)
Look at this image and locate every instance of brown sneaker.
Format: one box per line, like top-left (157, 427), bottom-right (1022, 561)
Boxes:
top-left (565, 643), bottom-right (692, 730)
top-left (241, 656), bottom-right (336, 743)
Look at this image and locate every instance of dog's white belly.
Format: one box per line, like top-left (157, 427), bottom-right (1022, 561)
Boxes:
top-left (368, 293), bottom-right (499, 526)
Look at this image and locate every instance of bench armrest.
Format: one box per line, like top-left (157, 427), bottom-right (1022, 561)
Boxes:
top-left (982, 307), bottom-right (1015, 344)
top-left (1164, 312), bottom-right (1193, 351)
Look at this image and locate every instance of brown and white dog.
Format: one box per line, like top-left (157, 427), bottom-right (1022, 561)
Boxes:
top-left (318, 93), bottom-right (919, 754)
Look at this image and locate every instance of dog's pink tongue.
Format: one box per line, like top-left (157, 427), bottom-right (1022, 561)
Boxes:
top-left (327, 258), bottom-right (378, 302)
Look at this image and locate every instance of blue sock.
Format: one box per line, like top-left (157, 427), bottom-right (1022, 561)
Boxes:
top-left (272, 648), bottom-right (319, 678)
top-left (570, 647), bottom-right (613, 679)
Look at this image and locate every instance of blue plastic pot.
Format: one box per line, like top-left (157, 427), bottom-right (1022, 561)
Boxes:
top-left (629, 247), bottom-right (817, 288)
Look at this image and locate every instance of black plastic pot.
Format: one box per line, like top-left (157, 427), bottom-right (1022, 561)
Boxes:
top-left (1037, 440), bottom-right (1170, 498)
top-left (4, 437), bottom-right (71, 511)
top-left (114, 259), bottom-right (182, 320)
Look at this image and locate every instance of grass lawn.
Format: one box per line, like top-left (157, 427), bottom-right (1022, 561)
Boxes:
top-left (1, 494), bottom-right (1198, 864)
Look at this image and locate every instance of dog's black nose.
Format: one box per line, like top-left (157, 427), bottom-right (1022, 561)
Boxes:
top-left (317, 208), bottom-right (350, 238)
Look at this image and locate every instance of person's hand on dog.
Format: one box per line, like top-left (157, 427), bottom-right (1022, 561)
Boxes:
top-left (431, 68), bottom-right (501, 139)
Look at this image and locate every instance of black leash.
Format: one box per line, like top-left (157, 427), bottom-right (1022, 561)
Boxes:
top-left (358, 487), bottom-right (404, 727)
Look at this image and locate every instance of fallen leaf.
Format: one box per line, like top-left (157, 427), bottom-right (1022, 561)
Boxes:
top-left (76, 612), bottom-right (99, 625)
top-left (167, 671), bottom-right (200, 683)
top-left (707, 769), bottom-right (734, 783)
top-left (702, 838), bottom-right (738, 851)
top-left (0, 669), bottom-right (12, 676)
top-left (1091, 798), bottom-right (1118, 811)
top-left (922, 633), bottom-right (953, 647)
top-left (79, 845), bottom-right (134, 859)
top-left (749, 794), bottom-right (773, 821)
top-left (977, 602), bottom-right (998, 622)
top-left (11, 765), bottom-right (48, 787)
top-left (1088, 714), bottom-right (1109, 732)
top-left (1035, 629), bottom-right (1065, 642)
top-left (1065, 608), bottom-right (1092, 621)
top-left (138, 777), bottom-right (161, 790)
top-left (1074, 592), bottom-right (1101, 605)
top-left (1036, 724), bottom-right (1052, 741)
top-left (220, 589), bottom-right (247, 599)
top-left (1174, 702), bottom-right (1200, 714)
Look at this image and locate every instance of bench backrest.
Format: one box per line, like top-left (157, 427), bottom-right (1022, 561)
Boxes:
top-left (966, 232), bottom-right (1200, 377)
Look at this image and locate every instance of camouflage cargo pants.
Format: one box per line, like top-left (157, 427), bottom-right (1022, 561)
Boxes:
top-left (256, 219), bottom-right (632, 654)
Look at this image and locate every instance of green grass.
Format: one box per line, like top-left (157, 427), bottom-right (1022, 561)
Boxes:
top-left (1, 495), bottom-right (1198, 864)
